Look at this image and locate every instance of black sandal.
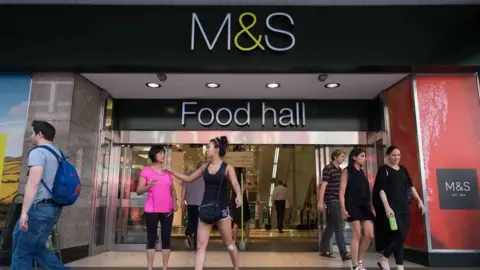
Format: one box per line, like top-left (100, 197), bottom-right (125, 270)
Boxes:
top-left (319, 252), bottom-right (335, 258)
top-left (341, 253), bottom-right (351, 261)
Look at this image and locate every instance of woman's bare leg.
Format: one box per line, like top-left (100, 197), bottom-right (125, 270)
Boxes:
top-left (359, 220), bottom-right (374, 263)
top-left (195, 221), bottom-right (213, 270)
top-left (349, 221), bottom-right (362, 268)
top-left (245, 221), bottom-right (250, 242)
top-left (217, 218), bottom-right (240, 270)
top-left (232, 223), bottom-right (239, 243)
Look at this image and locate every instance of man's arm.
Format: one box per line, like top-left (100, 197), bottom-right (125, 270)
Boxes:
top-left (22, 150), bottom-right (45, 215)
top-left (317, 168), bottom-right (331, 207)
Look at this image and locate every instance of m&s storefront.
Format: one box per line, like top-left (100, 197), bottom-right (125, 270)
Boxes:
top-left (0, 3), bottom-right (479, 267)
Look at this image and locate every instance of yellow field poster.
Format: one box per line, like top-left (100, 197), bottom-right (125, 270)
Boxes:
top-left (0, 134), bottom-right (6, 183)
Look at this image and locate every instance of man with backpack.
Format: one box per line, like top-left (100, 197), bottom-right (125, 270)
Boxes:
top-left (11, 120), bottom-right (80, 270)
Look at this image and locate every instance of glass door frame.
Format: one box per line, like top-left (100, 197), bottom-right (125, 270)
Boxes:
top-left (90, 94), bottom-right (116, 256)
top-left (109, 144), bottom-right (174, 251)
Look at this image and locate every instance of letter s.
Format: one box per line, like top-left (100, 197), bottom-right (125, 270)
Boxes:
top-left (463, 182), bottom-right (471, 192)
top-left (265, 12), bottom-right (295, 52)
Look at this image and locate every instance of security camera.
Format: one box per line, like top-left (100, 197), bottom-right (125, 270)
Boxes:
top-left (318, 74), bottom-right (328, 82)
top-left (157, 73), bottom-right (167, 82)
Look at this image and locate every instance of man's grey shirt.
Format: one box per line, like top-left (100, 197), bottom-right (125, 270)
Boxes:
top-left (28, 144), bottom-right (61, 203)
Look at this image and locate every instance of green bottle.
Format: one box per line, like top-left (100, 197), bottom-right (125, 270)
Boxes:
top-left (389, 215), bottom-right (398, 231)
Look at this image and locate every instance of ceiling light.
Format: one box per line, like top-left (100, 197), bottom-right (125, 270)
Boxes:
top-left (325, 83), bottom-right (340, 89)
top-left (206, 82), bottom-right (220, 88)
top-left (266, 83), bottom-right (280, 89)
top-left (146, 82), bottom-right (161, 88)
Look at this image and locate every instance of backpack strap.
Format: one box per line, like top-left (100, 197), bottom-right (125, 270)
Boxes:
top-left (32, 145), bottom-right (62, 196)
top-left (36, 145), bottom-right (63, 162)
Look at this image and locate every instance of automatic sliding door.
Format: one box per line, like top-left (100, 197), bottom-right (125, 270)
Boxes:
top-left (90, 138), bottom-right (112, 255)
top-left (113, 145), bottom-right (150, 249)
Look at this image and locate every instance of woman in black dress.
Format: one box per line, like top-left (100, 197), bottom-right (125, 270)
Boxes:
top-left (339, 148), bottom-right (375, 270)
top-left (231, 170), bottom-right (254, 244)
top-left (372, 146), bottom-right (425, 270)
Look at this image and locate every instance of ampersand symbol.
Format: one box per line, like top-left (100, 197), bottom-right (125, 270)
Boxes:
top-left (455, 182), bottom-right (463, 191)
top-left (234, 12), bottom-right (265, 51)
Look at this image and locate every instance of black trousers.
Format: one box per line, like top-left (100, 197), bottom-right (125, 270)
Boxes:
top-left (275, 200), bottom-right (286, 231)
top-left (145, 212), bottom-right (174, 250)
top-left (383, 214), bottom-right (410, 265)
top-left (185, 205), bottom-right (199, 249)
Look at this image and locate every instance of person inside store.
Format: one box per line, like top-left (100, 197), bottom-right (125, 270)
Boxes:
top-left (181, 161), bottom-right (205, 250)
top-left (317, 149), bottom-right (351, 261)
top-left (339, 148), bottom-right (375, 270)
top-left (164, 136), bottom-right (242, 270)
top-left (372, 146), bottom-right (425, 270)
top-left (231, 169), bottom-right (255, 244)
top-left (271, 180), bottom-right (289, 233)
top-left (136, 145), bottom-right (178, 270)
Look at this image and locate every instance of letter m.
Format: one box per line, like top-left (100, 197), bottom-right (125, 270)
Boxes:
top-left (191, 13), bottom-right (231, 51)
top-left (445, 182), bottom-right (455, 191)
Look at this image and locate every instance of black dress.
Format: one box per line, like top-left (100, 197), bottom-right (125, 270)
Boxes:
top-left (372, 165), bottom-right (413, 251)
top-left (345, 167), bottom-right (374, 222)
top-left (232, 190), bottom-right (251, 226)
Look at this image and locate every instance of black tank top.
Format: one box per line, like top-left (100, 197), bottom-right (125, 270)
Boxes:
top-left (345, 167), bottom-right (371, 207)
top-left (201, 162), bottom-right (228, 206)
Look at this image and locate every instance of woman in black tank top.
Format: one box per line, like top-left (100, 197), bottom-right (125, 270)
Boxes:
top-left (339, 148), bottom-right (375, 270)
top-left (165, 136), bottom-right (242, 270)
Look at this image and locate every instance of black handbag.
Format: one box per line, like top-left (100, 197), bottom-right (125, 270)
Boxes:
top-left (198, 163), bottom-right (226, 224)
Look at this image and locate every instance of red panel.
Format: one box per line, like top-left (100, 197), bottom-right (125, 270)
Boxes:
top-left (416, 75), bottom-right (480, 250)
top-left (387, 77), bottom-right (427, 249)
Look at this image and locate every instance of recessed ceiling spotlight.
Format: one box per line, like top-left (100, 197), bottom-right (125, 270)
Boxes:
top-left (146, 82), bottom-right (161, 88)
top-left (206, 82), bottom-right (220, 88)
top-left (325, 83), bottom-right (340, 89)
top-left (266, 83), bottom-right (280, 89)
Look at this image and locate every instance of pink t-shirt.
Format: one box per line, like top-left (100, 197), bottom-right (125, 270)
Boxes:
top-left (140, 166), bottom-right (174, 213)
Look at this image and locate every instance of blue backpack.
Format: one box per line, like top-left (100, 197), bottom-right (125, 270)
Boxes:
top-left (36, 145), bottom-right (81, 206)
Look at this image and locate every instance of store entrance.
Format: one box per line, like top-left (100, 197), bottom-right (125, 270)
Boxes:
top-left (114, 143), bottom-right (320, 252)
top-left (109, 138), bottom-right (377, 252)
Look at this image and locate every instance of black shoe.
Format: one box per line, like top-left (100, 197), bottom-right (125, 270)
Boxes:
top-left (279, 230), bottom-right (284, 233)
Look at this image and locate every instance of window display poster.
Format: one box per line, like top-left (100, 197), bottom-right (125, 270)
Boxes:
top-left (416, 75), bottom-right (480, 250)
top-left (0, 74), bottom-right (31, 231)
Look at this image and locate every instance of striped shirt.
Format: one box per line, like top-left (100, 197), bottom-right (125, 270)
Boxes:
top-left (322, 162), bottom-right (343, 203)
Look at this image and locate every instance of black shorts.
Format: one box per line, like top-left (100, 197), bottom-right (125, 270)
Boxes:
top-left (198, 204), bottom-right (231, 224)
top-left (346, 204), bottom-right (374, 223)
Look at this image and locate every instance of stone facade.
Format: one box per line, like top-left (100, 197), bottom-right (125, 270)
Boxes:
top-left (19, 73), bottom-right (104, 260)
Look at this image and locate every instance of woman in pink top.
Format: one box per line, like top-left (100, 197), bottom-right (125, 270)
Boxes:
top-left (136, 145), bottom-right (178, 270)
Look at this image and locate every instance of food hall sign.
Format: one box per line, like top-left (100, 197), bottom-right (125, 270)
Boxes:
top-left (190, 12), bottom-right (295, 52)
top-left (181, 101), bottom-right (306, 127)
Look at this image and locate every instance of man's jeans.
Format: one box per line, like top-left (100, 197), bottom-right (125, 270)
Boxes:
top-left (11, 203), bottom-right (68, 270)
top-left (319, 201), bottom-right (348, 257)
top-left (185, 205), bottom-right (199, 249)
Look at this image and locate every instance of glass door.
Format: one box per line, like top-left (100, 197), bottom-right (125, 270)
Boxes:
top-left (113, 145), bottom-right (173, 250)
top-left (90, 137), bottom-right (112, 255)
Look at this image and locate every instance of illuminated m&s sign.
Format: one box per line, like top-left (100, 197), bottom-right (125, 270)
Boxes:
top-left (190, 12), bottom-right (295, 52)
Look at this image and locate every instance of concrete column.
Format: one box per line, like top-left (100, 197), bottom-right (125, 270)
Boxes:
top-left (19, 73), bottom-right (104, 263)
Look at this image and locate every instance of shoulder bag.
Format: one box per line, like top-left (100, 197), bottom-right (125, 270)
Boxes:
top-left (198, 163), bottom-right (226, 224)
